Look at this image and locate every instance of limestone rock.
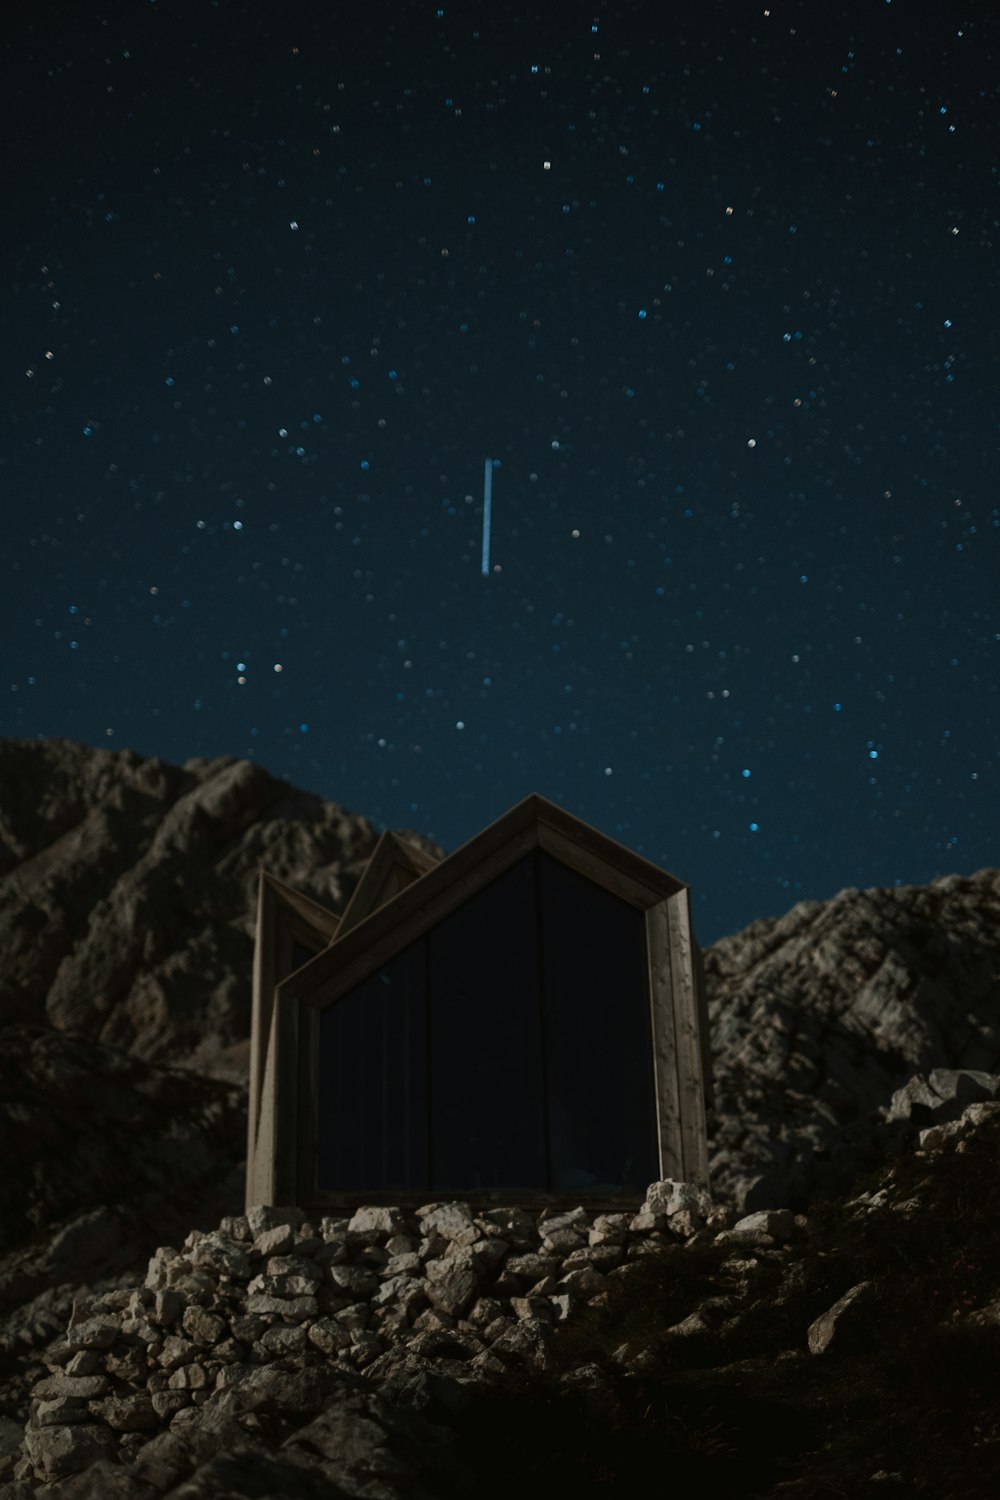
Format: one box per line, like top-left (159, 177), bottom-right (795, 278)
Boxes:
top-left (24, 1421), bottom-right (116, 1482)
top-left (807, 1281), bottom-right (876, 1355)
top-left (253, 1223), bottom-right (295, 1257)
top-left (644, 1179), bottom-right (715, 1220)
top-left (65, 1318), bottom-right (118, 1350)
top-left (88, 1394), bottom-right (158, 1432)
top-left (306, 1319), bottom-right (353, 1356)
top-left (705, 868), bottom-right (1000, 1209)
top-left (919, 1098), bottom-right (1000, 1152)
top-left (245, 1205), bottom-right (304, 1240)
top-left (31, 1374), bottom-right (109, 1400)
top-left (180, 1307), bottom-right (225, 1346)
top-left (349, 1206), bottom-right (414, 1240)
top-left (328, 1264), bottom-right (379, 1298)
top-left (423, 1260), bottom-right (478, 1319)
top-left (538, 1206), bottom-right (589, 1237)
top-left (35, 1398), bottom-right (88, 1427)
top-left (510, 1296), bottom-right (553, 1323)
top-left (245, 1293), bottom-right (317, 1321)
top-left (885, 1068), bottom-right (1000, 1126)
top-left (717, 1209), bottom-right (796, 1246)
top-left (415, 1202), bottom-right (480, 1245)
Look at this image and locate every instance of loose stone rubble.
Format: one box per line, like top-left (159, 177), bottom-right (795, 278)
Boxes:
top-left (3, 1182), bottom-right (734, 1490)
top-left (2, 1105), bottom-right (999, 1493)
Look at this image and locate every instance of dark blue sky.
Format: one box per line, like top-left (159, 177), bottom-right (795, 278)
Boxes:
top-left (3, 0), bottom-right (998, 943)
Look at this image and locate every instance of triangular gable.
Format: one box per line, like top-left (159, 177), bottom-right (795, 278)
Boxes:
top-left (279, 793), bottom-right (687, 1010)
top-left (335, 830), bottom-right (440, 939)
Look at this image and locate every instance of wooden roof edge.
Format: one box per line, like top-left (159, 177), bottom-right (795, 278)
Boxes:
top-left (278, 793), bottom-right (693, 1001)
top-left (388, 828), bottom-right (441, 870)
top-left (525, 792), bottom-right (689, 895)
top-left (258, 869), bottom-right (342, 940)
top-left (335, 829), bottom-right (439, 937)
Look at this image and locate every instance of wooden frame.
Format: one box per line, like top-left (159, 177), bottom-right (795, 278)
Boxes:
top-left (336, 830), bottom-right (440, 938)
top-left (246, 872), bottom-right (341, 1208)
top-left (248, 794), bottom-right (713, 1214)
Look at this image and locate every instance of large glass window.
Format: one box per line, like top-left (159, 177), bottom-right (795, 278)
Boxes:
top-left (428, 854), bottom-right (545, 1190)
top-left (538, 853), bottom-right (658, 1192)
top-left (317, 941), bottom-right (426, 1191)
top-left (316, 851), bottom-right (658, 1194)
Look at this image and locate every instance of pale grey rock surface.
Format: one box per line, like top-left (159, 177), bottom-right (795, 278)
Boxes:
top-left (704, 868), bottom-right (1000, 1208)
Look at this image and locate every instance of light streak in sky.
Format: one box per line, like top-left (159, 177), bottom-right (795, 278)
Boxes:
top-left (481, 458), bottom-right (492, 576)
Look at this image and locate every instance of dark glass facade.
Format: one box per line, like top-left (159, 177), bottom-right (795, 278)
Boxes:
top-left (317, 942), bottom-right (427, 1192)
top-left (538, 854), bottom-right (657, 1191)
top-left (317, 850), bottom-right (659, 1194)
top-left (428, 855), bottom-right (546, 1190)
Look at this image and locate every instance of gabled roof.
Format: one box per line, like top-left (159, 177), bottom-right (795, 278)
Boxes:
top-left (336, 830), bottom-right (440, 939)
top-left (279, 792), bottom-right (688, 1011)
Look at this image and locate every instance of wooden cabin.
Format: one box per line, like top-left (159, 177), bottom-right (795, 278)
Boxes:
top-left (246, 793), bottom-right (713, 1214)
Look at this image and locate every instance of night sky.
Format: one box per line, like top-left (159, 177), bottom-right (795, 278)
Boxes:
top-left (4, 0), bottom-right (998, 945)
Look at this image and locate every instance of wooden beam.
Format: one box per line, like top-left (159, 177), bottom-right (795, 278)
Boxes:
top-left (668, 888), bottom-right (711, 1187)
top-left (646, 900), bottom-right (684, 1182)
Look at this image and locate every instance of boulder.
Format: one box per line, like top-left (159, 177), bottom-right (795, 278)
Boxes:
top-left (414, 1203), bottom-right (480, 1246)
top-left (24, 1422), bottom-right (116, 1482)
top-left (886, 1069), bottom-right (1000, 1126)
top-left (423, 1260), bottom-right (478, 1319)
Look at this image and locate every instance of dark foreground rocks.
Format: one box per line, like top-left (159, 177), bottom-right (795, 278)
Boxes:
top-left (2, 1104), bottom-right (1000, 1498)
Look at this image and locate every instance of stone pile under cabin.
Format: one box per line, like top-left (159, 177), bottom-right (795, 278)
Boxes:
top-left (246, 794), bottom-right (713, 1214)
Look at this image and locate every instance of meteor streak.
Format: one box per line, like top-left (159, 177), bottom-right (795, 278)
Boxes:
top-left (481, 458), bottom-right (493, 576)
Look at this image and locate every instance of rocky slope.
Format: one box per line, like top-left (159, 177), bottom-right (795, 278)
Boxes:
top-left (0, 737), bottom-right (442, 1080)
top-left (1, 737), bottom-right (998, 1496)
top-left (3, 1105), bottom-right (1000, 1497)
top-left (0, 738), bottom-right (442, 1444)
top-left (705, 868), bottom-right (1000, 1209)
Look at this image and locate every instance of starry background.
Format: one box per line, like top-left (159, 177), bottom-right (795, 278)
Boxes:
top-left (3, 0), bottom-right (998, 945)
